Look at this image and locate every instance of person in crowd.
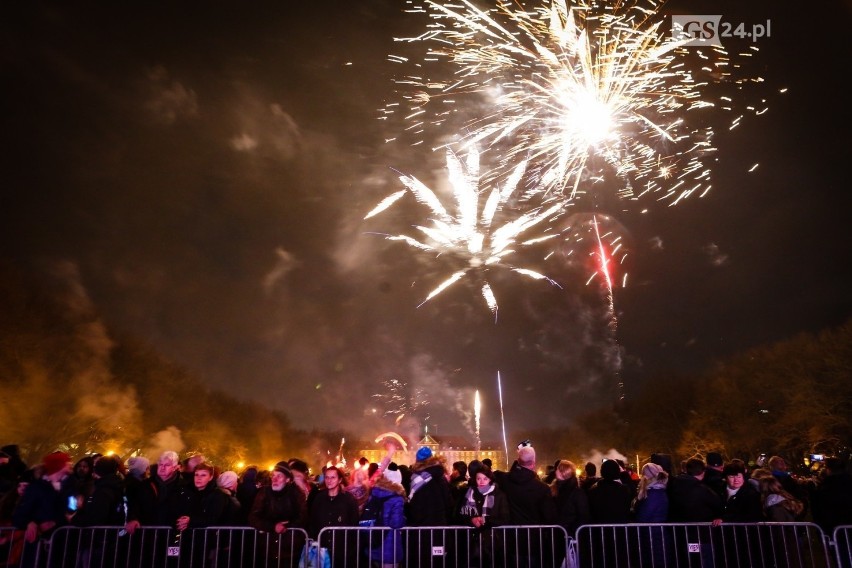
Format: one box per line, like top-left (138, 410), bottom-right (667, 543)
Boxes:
top-left (407, 447), bottom-right (453, 526)
top-left (767, 455), bottom-right (809, 520)
top-left (124, 450), bottom-right (191, 534)
top-left (365, 464), bottom-right (407, 568)
top-left (71, 456), bottom-right (95, 502)
top-left (288, 458), bottom-right (319, 512)
top-left (248, 463), bottom-right (307, 566)
top-left (631, 462), bottom-right (670, 568)
top-left (668, 458), bottom-right (722, 567)
top-left (249, 463), bottom-right (306, 532)
top-left (580, 461), bottom-right (600, 492)
top-left (307, 466), bottom-right (359, 568)
top-left (495, 442), bottom-right (557, 567)
top-left (176, 461), bottom-right (229, 530)
top-left (459, 464), bottom-right (510, 567)
top-left (236, 466), bottom-right (259, 517)
top-left (494, 444), bottom-right (556, 525)
top-left (720, 461), bottom-right (762, 522)
top-left (181, 454), bottom-right (206, 484)
top-left (703, 452), bottom-right (726, 496)
top-left (344, 465), bottom-right (371, 515)
top-left (72, 455), bottom-right (125, 527)
top-left (448, 461), bottom-right (468, 516)
top-left (632, 462), bottom-right (668, 523)
top-left (0, 445), bottom-right (27, 498)
top-left (216, 470), bottom-right (243, 526)
top-left (759, 475), bottom-right (803, 522)
top-left (588, 459), bottom-right (633, 523)
top-left (668, 458), bottom-right (723, 523)
top-left (811, 457), bottom-right (852, 533)
top-left (406, 447), bottom-right (454, 565)
top-left (12, 451), bottom-right (75, 567)
top-left (551, 460), bottom-right (590, 535)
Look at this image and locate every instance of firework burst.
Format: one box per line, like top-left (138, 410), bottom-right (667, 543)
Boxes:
top-left (384, 0), bottom-right (766, 204)
top-left (366, 145), bottom-right (562, 312)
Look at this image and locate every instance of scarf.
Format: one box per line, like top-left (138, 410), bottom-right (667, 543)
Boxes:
top-left (462, 484), bottom-right (496, 519)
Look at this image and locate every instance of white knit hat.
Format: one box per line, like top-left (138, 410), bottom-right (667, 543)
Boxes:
top-left (383, 467), bottom-right (402, 485)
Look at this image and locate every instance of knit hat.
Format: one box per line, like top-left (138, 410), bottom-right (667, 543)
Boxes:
top-left (274, 462), bottom-right (293, 479)
top-left (218, 470), bottom-right (239, 491)
top-left (383, 463), bottom-right (402, 485)
top-left (416, 447), bottom-right (433, 462)
top-left (43, 451), bottom-right (71, 476)
top-left (127, 456), bottom-right (150, 478)
top-left (641, 462), bottom-right (664, 480)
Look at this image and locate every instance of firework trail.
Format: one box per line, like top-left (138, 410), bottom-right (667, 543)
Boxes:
top-left (591, 214), bottom-right (625, 400)
top-left (497, 371), bottom-right (509, 469)
top-left (384, 0), bottom-right (767, 204)
top-left (365, 145), bottom-right (563, 312)
top-left (474, 389), bottom-right (481, 457)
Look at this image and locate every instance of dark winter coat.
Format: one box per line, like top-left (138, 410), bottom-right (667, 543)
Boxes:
top-left (366, 477), bottom-right (407, 565)
top-left (494, 461), bottom-right (557, 525)
top-left (553, 478), bottom-right (591, 534)
top-left (186, 481), bottom-right (231, 528)
top-left (126, 472), bottom-right (191, 527)
top-left (588, 479), bottom-right (633, 523)
top-left (668, 474), bottom-right (723, 522)
top-left (407, 457), bottom-right (453, 526)
top-left (12, 475), bottom-right (76, 533)
top-left (306, 489), bottom-right (359, 539)
top-left (73, 473), bottom-right (126, 527)
top-left (812, 472), bottom-right (852, 532)
top-left (721, 483), bottom-right (763, 522)
top-left (248, 483), bottom-right (306, 532)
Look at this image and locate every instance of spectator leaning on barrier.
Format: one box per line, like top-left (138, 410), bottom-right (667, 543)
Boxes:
top-left (12, 450), bottom-right (75, 554)
top-left (668, 458), bottom-right (723, 524)
top-left (125, 450), bottom-right (191, 534)
top-left (720, 461), bottom-right (763, 522)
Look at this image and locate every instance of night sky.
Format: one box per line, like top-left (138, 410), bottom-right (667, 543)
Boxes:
top-left (2, 0), bottom-right (850, 442)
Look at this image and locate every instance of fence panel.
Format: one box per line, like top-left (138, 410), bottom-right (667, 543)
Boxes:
top-left (575, 522), bottom-right (830, 568)
top-left (1, 525), bottom-right (43, 568)
top-left (834, 525), bottom-right (852, 568)
top-left (41, 526), bottom-right (309, 568)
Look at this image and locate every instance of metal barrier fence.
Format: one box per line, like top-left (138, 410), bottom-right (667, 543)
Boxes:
top-left (3, 523), bottom-right (847, 567)
top-left (834, 525), bottom-right (852, 568)
top-left (575, 522), bottom-right (831, 568)
top-left (313, 525), bottom-right (569, 567)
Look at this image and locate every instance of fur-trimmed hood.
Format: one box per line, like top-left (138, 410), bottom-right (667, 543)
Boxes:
top-left (372, 476), bottom-right (407, 499)
top-left (410, 454), bottom-right (447, 474)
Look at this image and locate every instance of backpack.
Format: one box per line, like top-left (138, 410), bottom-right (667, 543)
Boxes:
top-left (359, 494), bottom-right (392, 546)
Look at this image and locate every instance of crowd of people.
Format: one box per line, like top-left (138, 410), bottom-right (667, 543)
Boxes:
top-left (1, 441), bottom-right (851, 567)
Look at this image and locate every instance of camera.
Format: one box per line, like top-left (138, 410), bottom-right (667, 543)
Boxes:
top-left (810, 454), bottom-right (825, 462)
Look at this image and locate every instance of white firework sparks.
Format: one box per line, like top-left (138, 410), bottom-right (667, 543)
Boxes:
top-left (384, 0), bottom-right (766, 204)
top-left (366, 145), bottom-right (562, 313)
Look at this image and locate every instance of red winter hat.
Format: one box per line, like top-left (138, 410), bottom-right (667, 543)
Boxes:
top-left (43, 451), bottom-right (71, 476)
